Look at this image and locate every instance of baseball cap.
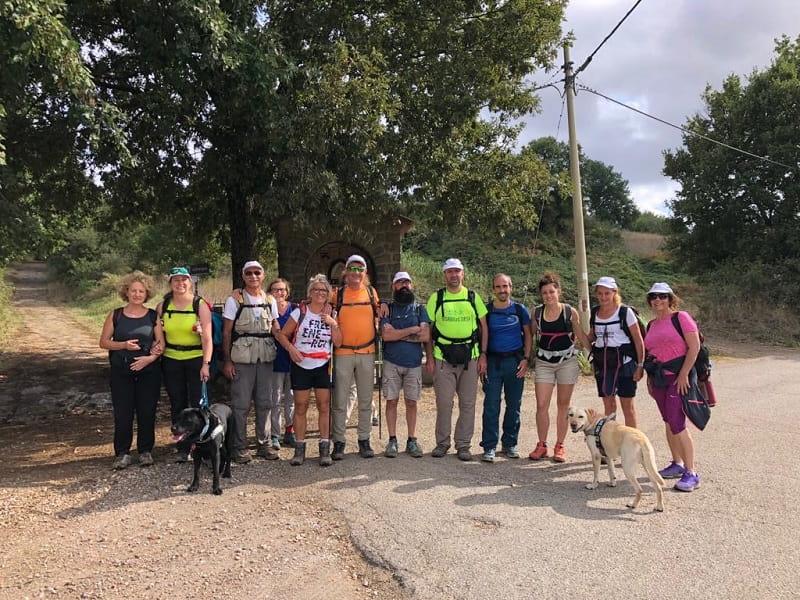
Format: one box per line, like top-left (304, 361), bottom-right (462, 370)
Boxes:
top-left (241, 260), bottom-right (264, 275)
top-left (345, 254), bottom-right (367, 268)
top-left (594, 276), bottom-right (618, 290)
top-left (168, 266), bottom-right (191, 279)
top-left (392, 271), bottom-right (412, 284)
top-left (442, 258), bottom-right (464, 271)
top-left (647, 282), bottom-right (674, 295)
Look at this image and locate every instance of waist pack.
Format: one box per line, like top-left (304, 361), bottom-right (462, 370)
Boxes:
top-left (441, 343), bottom-right (472, 368)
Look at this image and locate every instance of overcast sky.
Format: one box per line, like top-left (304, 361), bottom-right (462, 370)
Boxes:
top-left (520, 0), bottom-right (800, 214)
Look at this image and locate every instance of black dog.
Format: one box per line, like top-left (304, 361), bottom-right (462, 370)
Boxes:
top-left (171, 403), bottom-right (234, 495)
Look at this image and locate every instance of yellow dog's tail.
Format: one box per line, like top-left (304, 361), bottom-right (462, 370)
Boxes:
top-left (642, 438), bottom-right (666, 488)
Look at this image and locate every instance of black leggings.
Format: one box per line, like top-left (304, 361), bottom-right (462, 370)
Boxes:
top-left (162, 356), bottom-right (204, 422)
top-left (110, 364), bottom-right (161, 456)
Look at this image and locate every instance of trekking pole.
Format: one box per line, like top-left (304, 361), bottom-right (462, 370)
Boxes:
top-left (377, 337), bottom-right (383, 440)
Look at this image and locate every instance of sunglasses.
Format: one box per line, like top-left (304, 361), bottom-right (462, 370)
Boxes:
top-left (647, 293), bottom-right (670, 300)
top-left (271, 287), bottom-right (287, 293)
top-left (346, 266), bottom-right (366, 272)
top-left (244, 270), bottom-right (262, 276)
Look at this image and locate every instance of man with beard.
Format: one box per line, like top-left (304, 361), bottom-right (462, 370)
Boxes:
top-left (480, 273), bottom-right (532, 463)
top-left (425, 258), bottom-right (488, 461)
top-left (379, 272), bottom-right (431, 458)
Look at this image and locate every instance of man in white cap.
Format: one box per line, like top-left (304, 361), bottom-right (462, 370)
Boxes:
top-left (379, 271), bottom-right (431, 458)
top-left (425, 258), bottom-right (489, 461)
top-left (221, 260), bottom-right (281, 463)
top-left (330, 254), bottom-right (380, 460)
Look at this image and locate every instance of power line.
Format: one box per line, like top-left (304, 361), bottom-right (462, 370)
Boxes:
top-left (577, 83), bottom-right (796, 171)
top-left (574, 0), bottom-right (645, 76)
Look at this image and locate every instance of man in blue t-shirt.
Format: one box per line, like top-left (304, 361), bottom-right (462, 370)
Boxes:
top-left (481, 274), bottom-right (532, 463)
top-left (380, 271), bottom-right (431, 458)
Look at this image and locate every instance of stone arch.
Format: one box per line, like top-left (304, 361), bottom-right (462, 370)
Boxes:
top-left (304, 241), bottom-right (377, 289)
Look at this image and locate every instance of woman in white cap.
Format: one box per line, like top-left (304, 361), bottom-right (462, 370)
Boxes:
top-left (157, 266), bottom-right (214, 462)
top-left (642, 282), bottom-right (702, 492)
top-left (589, 276), bottom-right (645, 428)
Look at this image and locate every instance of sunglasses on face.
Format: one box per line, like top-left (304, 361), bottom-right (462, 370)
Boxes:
top-left (244, 270), bottom-right (262, 276)
top-left (271, 287), bottom-right (287, 293)
top-left (648, 293), bottom-right (670, 301)
top-left (346, 266), bottom-right (366, 272)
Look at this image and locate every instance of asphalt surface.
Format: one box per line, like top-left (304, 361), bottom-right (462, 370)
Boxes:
top-left (305, 353), bottom-right (800, 600)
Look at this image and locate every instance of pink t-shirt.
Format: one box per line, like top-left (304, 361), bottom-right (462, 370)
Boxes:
top-left (644, 311), bottom-right (698, 364)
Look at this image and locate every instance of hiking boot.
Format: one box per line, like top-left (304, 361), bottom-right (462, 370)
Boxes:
top-left (528, 441), bottom-right (548, 461)
top-left (290, 442), bottom-right (306, 466)
top-left (674, 470), bottom-right (701, 492)
top-left (233, 450), bottom-right (252, 464)
top-left (457, 448), bottom-right (472, 462)
top-left (257, 444), bottom-right (279, 460)
top-left (319, 441), bottom-right (332, 467)
top-left (175, 451), bottom-right (190, 464)
top-left (332, 441), bottom-right (346, 461)
top-left (358, 439), bottom-right (375, 459)
top-left (385, 438), bottom-right (399, 458)
top-left (659, 461), bottom-right (687, 479)
top-left (138, 452), bottom-right (154, 467)
top-left (431, 444), bottom-right (450, 458)
top-left (500, 446), bottom-right (520, 459)
top-left (271, 435), bottom-right (281, 450)
top-left (406, 439), bottom-right (423, 458)
top-left (372, 415), bottom-right (379, 427)
top-left (282, 430), bottom-right (296, 448)
top-left (481, 449), bottom-right (496, 463)
top-left (552, 443), bottom-right (567, 463)
top-left (112, 454), bottom-right (132, 470)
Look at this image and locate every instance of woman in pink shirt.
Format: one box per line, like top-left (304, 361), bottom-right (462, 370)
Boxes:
top-left (643, 283), bottom-right (702, 492)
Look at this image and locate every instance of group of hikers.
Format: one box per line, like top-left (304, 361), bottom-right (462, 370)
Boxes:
top-left (100, 254), bottom-right (708, 493)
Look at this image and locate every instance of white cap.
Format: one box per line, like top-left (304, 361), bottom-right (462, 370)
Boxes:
top-left (392, 271), bottom-right (412, 284)
top-left (648, 282), bottom-right (674, 295)
top-left (345, 254), bottom-right (367, 268)
top-left (442, 258), bottom-right (464, 271)
top-left (241, 260), bottom-right (264, 275)
top-left (594, 276), bottom-right (618, 290)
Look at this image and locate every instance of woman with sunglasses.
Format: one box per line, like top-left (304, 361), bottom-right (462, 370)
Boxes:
top-left (278, 274), bottom-right (343, 466)
top-left (643, 282), bottom-right (702, 492)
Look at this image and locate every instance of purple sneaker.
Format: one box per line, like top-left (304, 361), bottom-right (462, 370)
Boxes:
top-left (674, 470), bottom-right (701, 492)
top-left (658, 461), bottom-right (686, 479)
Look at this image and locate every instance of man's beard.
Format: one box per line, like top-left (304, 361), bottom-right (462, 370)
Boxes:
top-left (393, 288), bottom-right (415, 304)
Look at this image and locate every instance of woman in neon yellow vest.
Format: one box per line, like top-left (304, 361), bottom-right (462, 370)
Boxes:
top-left (157, 267), bottom-right (213, 462)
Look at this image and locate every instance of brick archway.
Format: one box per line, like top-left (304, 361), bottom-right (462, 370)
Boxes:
top-left (304, 241), bottom-right (377, 289)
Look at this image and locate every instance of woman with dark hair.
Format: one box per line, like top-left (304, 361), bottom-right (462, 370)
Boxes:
top-left (643, 282), bottom-right (702, 492)
top-left (528, 272), bottom-right (590, 462)
top-left (99, 271), bottom-right (164, 469)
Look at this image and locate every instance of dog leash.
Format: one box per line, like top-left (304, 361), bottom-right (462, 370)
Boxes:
top-left (200, 381), bottom-right (209, 409)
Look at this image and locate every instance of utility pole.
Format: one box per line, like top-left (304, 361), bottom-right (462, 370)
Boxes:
top-left (563, 43), bottom-right (591, 332)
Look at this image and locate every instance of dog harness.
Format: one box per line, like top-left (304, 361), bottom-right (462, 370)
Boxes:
top-left (195, 410), bottom-right (224, 445)
top-left (585, 416), bottom-right (611, 458)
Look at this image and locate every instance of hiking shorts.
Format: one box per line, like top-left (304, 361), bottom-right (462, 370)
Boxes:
top-left (291, 362), bottom-right (332, 391)
top-left (382, 360), bottom-right (422, 401)
top-left (648, 376), bottom-right (686, 435)
top-left (534, 355), bottom-right (580, 385)
top-left (594, 365), bottom-right (637, 398)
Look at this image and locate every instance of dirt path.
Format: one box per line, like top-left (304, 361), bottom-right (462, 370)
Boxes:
top-left (0, 263), bottom-right (404, 600)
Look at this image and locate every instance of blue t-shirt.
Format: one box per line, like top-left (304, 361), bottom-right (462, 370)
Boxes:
top-left (273, 302), bottom-right (296, 373)
top-left (380, 302), bottom-right (430, 368)
top-left (486, 302), bottom-right (531, 354)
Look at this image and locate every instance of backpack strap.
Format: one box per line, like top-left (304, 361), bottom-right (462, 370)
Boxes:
top-left (671, 312), bottom-right (685, 340)
top-left (618, 305), bottom-right (631, 341)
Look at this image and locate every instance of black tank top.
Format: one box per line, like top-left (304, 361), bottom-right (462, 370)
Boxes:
top-left (537, 306), bottom-right (574, 363)
top-left (110, 309), bottom-right (157, 370)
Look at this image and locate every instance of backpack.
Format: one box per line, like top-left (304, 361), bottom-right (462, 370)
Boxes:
top-left (590, 304), bottom-right (646, 343)
top-left (667, 312), bottom-right (712, 382)
top-left (334, 285), bottom-right (379, 350)
top-left (159, 292), bottom-right (224, 373)
top-left (230, 288), bottom-right (275, 342)
top-left (291, 300), bottom-right (334, 347)
top-left (532, 303), bottom-right (573, 336)
top-left (431, 288), bottom-right (481, 367)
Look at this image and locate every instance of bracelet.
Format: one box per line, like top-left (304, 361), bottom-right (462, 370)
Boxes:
top-left (636, 362), bottom-right (644, 367)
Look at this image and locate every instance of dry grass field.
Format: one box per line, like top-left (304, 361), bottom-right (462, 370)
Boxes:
top-left (620, 231), bottom-right (665, 258)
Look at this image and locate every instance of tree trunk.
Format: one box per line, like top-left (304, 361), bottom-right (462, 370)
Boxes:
top-left (227, 191), bottom-right (257, 290)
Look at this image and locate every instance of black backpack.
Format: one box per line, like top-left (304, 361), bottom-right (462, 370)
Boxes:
top-left (667, 312), bottom-right (712, 382)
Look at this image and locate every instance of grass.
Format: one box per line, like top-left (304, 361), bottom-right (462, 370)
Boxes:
top-left (0, 268), bottom-right (17, 347)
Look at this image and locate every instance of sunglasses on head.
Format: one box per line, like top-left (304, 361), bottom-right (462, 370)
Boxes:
top-left (244, 270), bottom-right (262, 276)
top-left (647, 293), bottom-right (670, 300)
top-left (346, 265), bottom-right (366, 272)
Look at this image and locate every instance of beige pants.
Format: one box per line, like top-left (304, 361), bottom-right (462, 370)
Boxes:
top-left (433, 359), bottom-right (479, 450)
top-left (333, 353), bottom-right (375, 443)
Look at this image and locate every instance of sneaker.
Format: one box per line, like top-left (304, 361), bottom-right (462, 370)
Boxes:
top-left (372, 415), bottom-right (379, 427)
top-left (528, 441), bottom-right (548, 461)
top-left (385, 439), bottom-right (399, 458)
top-left (331, 441), bottom-right (345, 461)
top-left (358, 439), bottom-right (375, 459)
top-left (552, 443), bottom-right (566, 463)
top-left (233, 450), bottom-right (252, 464)
top-left (659, 461), bottom-right (687, 479)
top-left (112, 454), bottom-right (132, 470)
top-left (318, 441), bottom-right (332, 467)
top-left (138, 452), bottom-right (154, 467)
top-left (431, 444), bottom-right (450, 458)
top-left (282, 431), bottom-right (296, 448)
top-left (271, 435), bottom-right (281, 450)
top-left (457, 448), bottom-right (472, 462)
top-left (674, 470), bottom-right (701, 492)
top-left (500, 446), bottom-right (520, 459)
top-left (406, 439), bottom-right (423, 458)
top-left (481, 449), bottom-right (496, 463)
top-left (175, 451), bottom-right (190, 464)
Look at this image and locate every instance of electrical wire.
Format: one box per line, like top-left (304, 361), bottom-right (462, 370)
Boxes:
top-left (575, 0), bottom-right (645, 76)
top-left (578, 83), bottom-right (796, 171)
